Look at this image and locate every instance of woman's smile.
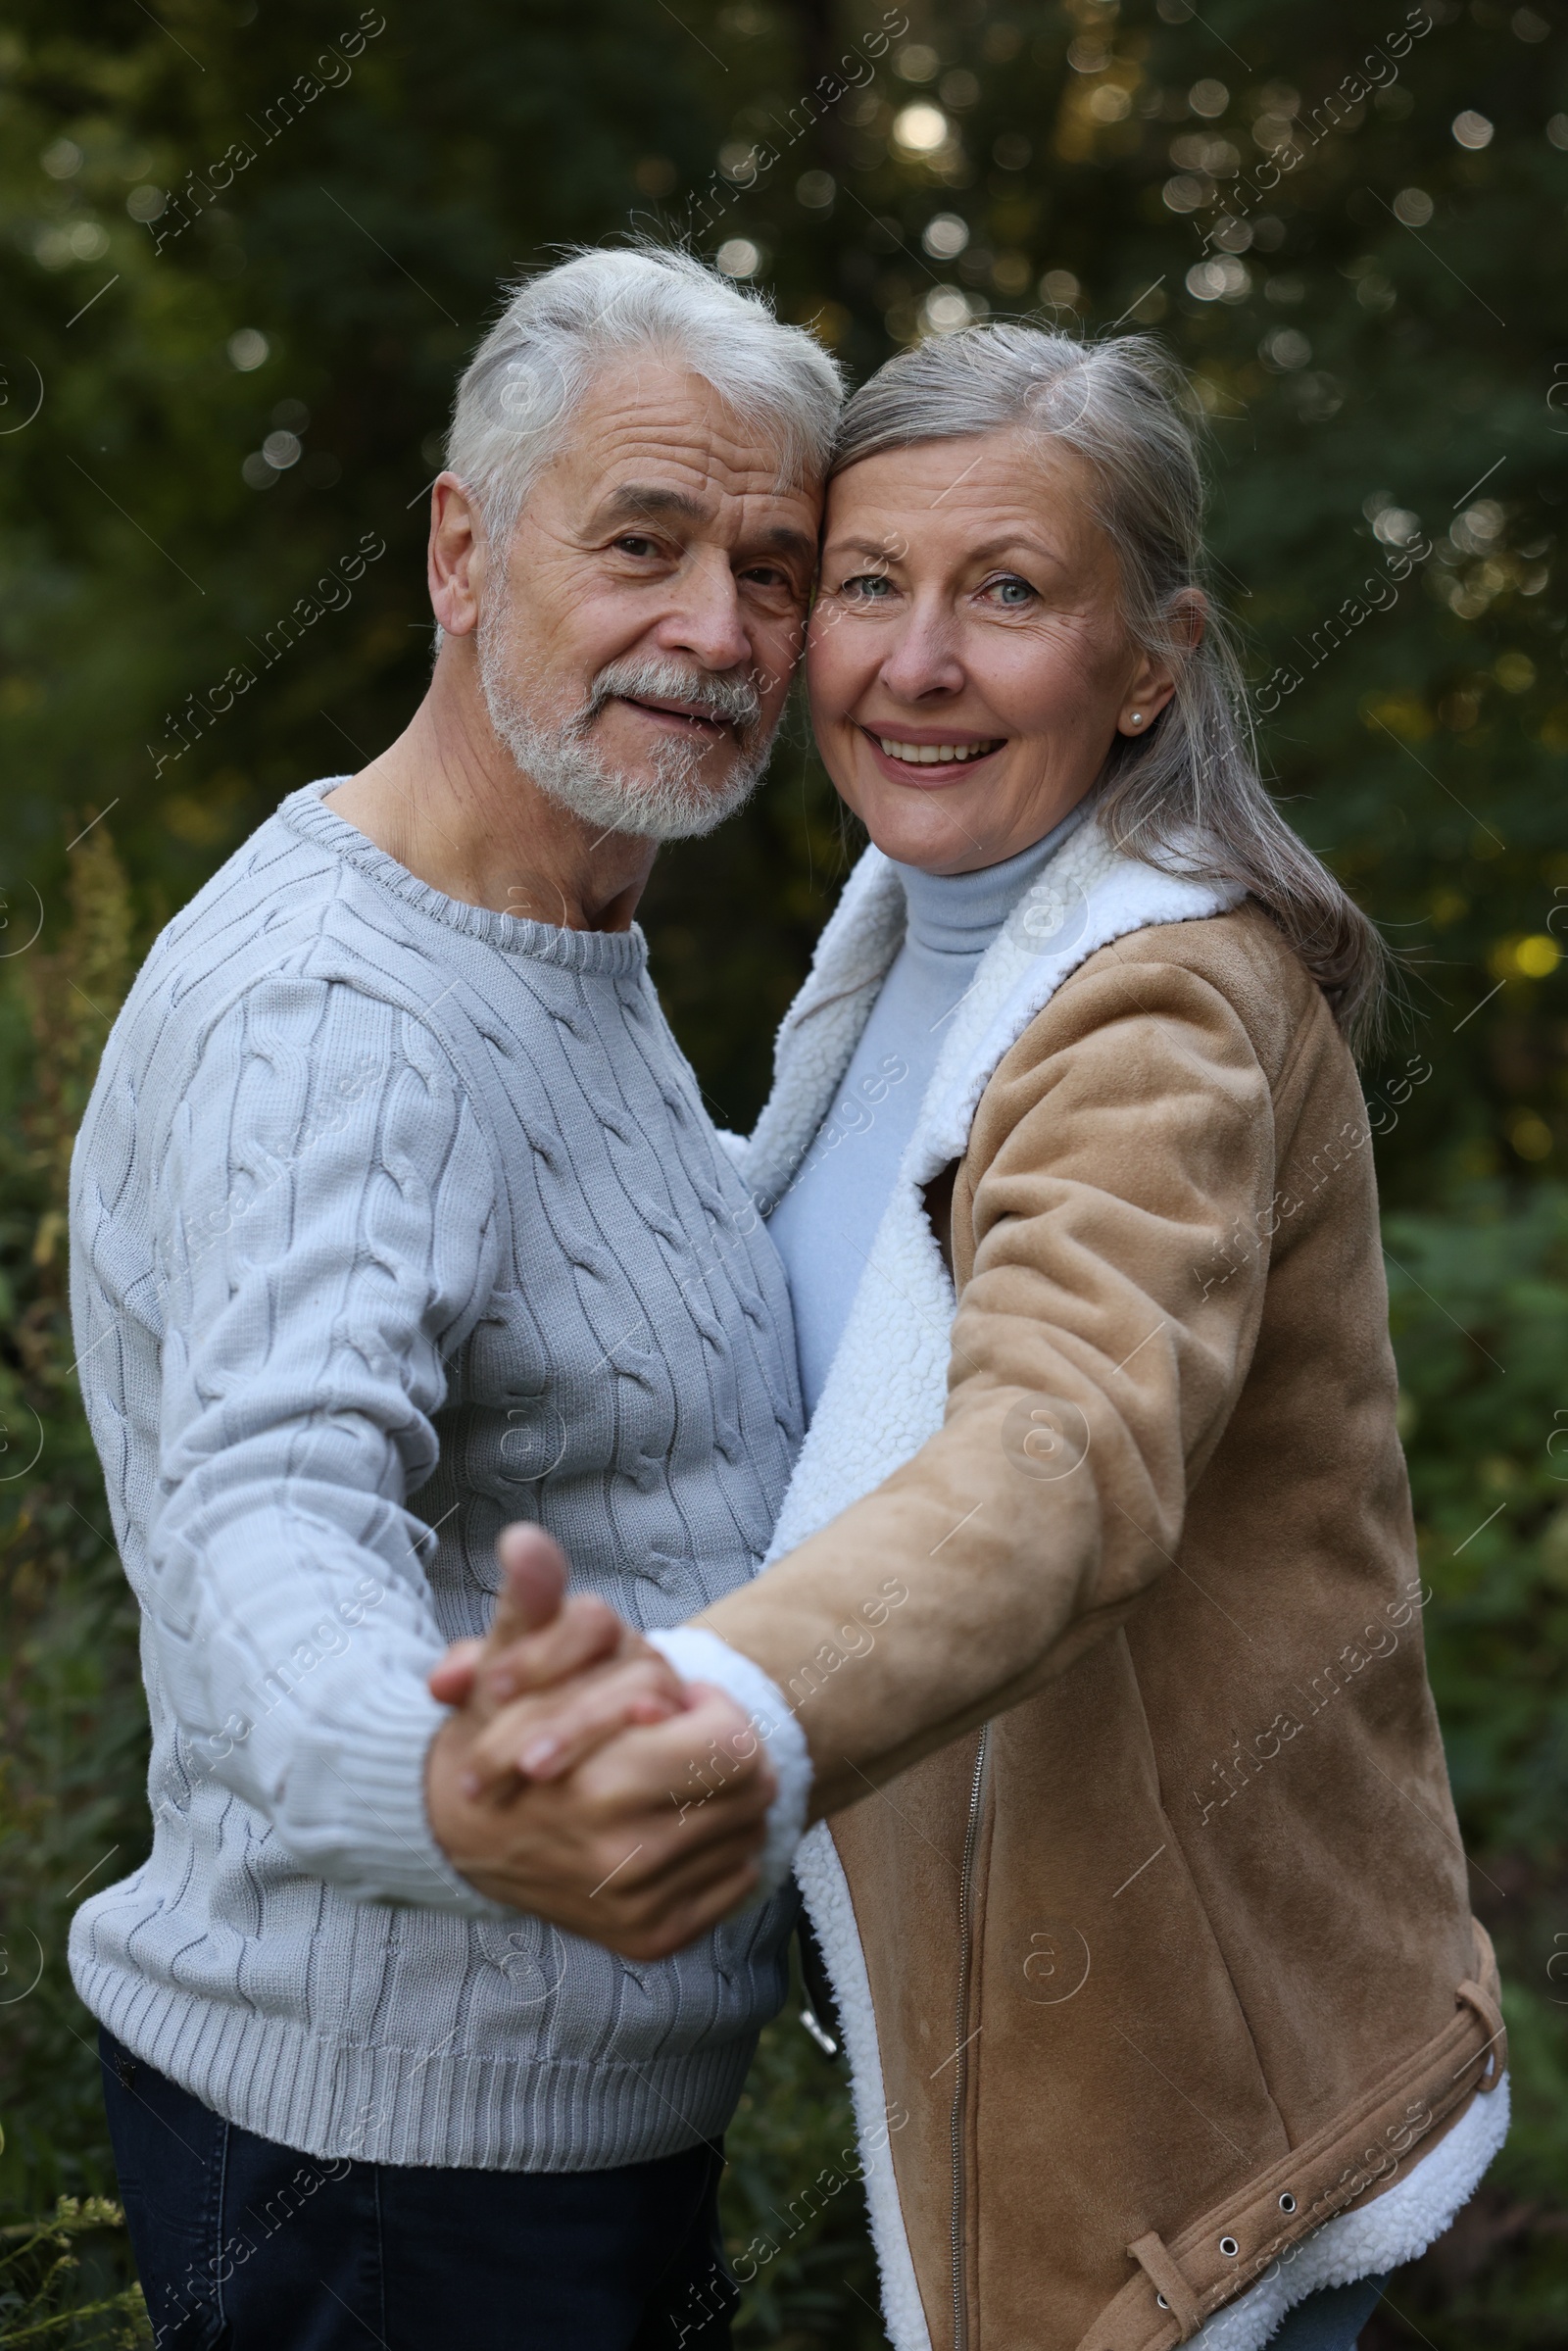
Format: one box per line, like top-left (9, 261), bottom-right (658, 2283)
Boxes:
top-left (858, 722), bottom-right (1007, 782)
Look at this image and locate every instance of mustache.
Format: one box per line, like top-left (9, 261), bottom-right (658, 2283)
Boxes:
top-left (578, 657), bottom-right (763, 737)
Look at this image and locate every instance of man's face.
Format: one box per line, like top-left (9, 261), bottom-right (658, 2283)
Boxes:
top-left (469, 359), bottom-right (822, 838)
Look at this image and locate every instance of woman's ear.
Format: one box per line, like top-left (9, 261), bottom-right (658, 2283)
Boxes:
top-left (1115, 591), bottom-right (1205, 738)
top-left (1170, 586), bottom-right (1207, 651)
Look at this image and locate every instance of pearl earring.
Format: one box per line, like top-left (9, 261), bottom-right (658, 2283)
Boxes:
top-left (1129, 711), bottom-right (1143, 728)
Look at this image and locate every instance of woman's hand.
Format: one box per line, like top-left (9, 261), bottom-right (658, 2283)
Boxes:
top-left (426, 1689), bottom-right (774, 1957)
top-left (423, 1523), bottom-right (777, 1956)
top-left (428, 1523), bottom-right (689, 1787)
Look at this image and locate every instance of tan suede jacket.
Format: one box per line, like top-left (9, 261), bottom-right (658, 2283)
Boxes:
top-left (705, 907), bottom-right (1503, 2351)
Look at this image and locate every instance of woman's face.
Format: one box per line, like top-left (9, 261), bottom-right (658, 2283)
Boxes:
top-left (807, 426), bottom-right (1184, 876)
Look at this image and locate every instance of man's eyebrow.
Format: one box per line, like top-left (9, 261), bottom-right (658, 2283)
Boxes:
top-left (592, 484), bottom-right (713, 531)
top-left (590, 486), bottom-right (813, 567)
top-left (757, 524), bottom-right (815, 563)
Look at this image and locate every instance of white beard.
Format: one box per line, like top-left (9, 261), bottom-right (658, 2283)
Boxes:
top-left (478, 628), bottom-right (779, 842)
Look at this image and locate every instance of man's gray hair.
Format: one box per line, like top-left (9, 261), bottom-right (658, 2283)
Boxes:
top-left (446, 244), bottom-right (845, 548)
top-left (834, 325), bottom-right (1387, 1050)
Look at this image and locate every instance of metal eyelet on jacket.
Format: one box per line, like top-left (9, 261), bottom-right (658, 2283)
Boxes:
top-left (1278, 2191), bottom-right (1297, 2213)
top-left (1155, 2293), bottom-right (1169, 2310)
top-left (1219, 2236), bottom-right (1240, 2257)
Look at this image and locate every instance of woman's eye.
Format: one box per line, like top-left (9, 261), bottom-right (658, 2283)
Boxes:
top-left (842, 572), bottom-right (895, 601)
top-left (984, 574), bottom-right (1037, 607)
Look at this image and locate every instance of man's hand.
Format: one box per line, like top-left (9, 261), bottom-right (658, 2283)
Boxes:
top-left (426, 1683), bottom-right (774, 1958)
top-left (423, 1522), bottom-right (776, 1957)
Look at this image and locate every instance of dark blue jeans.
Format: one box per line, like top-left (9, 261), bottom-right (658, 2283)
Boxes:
top-left (100, 2029), bottom-right (735, 2350)
top-left (1268, 2271), bottom-right (1390, 2349)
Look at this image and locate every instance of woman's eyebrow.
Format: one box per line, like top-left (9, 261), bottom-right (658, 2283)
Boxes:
top-left (823, 534), bottom-right (906, 563)
top-left (824, 526), bottom-right (1073, 572)
top-left (964, 529), bottom-right (1070, 570)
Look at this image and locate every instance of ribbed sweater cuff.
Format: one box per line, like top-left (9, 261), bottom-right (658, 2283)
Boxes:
top-left (648, 1628), bottom-right (812, 1897)
top-left (285, 1678), bottom-right (511, 1918)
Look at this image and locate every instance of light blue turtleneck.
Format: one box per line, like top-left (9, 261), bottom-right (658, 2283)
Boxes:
top-left (767, 802), bottom-right (1090, 1419)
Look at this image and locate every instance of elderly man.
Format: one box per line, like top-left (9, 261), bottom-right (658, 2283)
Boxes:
top-left (69, 247), bottom-right (840, 2351)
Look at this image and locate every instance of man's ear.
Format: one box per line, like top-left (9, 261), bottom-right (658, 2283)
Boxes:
top-left (428, 472), bottom-right (486, 638)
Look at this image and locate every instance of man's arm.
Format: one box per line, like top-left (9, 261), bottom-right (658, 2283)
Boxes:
top-left (139, 969), bottom-right (780, 1942)
top-left (142, 971), bottom-right (509, 1909)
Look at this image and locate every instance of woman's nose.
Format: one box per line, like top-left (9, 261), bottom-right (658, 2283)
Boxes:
top-left (875, 606), bottom-right (966, 704)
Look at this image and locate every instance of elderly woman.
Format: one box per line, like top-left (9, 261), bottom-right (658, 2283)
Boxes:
top-left (704, 326), bottom-right (1506, 2351)
top-left (458, 325), bottom-right (1507, 2351)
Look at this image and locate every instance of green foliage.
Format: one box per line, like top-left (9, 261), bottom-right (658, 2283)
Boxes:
top-left (1389, 1185), bottom-right (1568, 1862)
top-left (0, 2201), bottom-right (149, 2348)
top-left (1354, 1191), bottom-right (1568, 2345)
top-left (0, 832), bottom-right (150, 2226)
top-left (0, 0), bottom-right (1565, 2344)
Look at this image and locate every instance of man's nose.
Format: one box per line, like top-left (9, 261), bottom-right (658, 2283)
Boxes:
top-left (652, 548), bottom-right (754, 676)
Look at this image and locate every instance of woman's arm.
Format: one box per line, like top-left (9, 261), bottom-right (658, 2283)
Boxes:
top-left (699, 947), bottom-right (1282, 1818)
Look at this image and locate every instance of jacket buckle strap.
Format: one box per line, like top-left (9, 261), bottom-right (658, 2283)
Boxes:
top-left (1456, 1978), bottom-right (1507, 2092)
top-left (1127, 2232), bottom-right (1201, 2341)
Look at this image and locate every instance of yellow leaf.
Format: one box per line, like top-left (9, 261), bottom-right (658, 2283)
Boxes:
top-left (1361, 692), bottom-right (1434, 741)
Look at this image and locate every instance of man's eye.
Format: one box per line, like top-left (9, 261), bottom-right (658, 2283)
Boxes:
top-left (612, 535), bottom-right (660, 558)
top-left (741, 563), bottom-right (793, 591)
top-left (984, 574), bottom-right (1037, 607)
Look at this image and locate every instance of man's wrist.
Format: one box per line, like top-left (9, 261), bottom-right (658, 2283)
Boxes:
top-left (422, 1712), bottom-right (520, 1916)
top-left (646, 1626), bottom-right (811, 1895)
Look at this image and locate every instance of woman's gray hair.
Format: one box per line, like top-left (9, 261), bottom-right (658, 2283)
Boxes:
top-left (834, 323), bottom-right (1387, 1051)
top-left (446, 245), bottom-right (845, 552)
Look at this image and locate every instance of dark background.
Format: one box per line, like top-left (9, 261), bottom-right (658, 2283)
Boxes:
top-left (1, 1), bottom-right (1566, 2342)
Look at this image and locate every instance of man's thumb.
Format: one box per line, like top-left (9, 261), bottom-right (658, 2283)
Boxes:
top-left (489, 1522), bottom-right (568, 1644)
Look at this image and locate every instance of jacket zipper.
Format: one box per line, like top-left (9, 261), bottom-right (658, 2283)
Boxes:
top-left (949, 1725), bottom-right (990, 2351)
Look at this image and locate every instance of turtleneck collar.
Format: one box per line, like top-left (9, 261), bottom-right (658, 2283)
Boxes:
top-left (891, 796), bottom-right (1095, 962)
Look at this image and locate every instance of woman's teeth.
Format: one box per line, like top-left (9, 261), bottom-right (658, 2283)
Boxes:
top-left (876, 738), bottom-right (1002, 765)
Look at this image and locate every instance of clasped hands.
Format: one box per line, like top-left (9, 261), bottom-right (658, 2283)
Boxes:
top-left (425, 1525), bottom-right (774, 1959)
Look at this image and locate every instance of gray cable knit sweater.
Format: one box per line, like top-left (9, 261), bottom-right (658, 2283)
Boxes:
top-left (68, 778), bottom-right (804, 2171)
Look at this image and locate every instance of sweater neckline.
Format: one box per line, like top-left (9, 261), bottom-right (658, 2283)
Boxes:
top-left (277, 777), bottom-right (649, 977)
top-left (890, 798), bottom-right (1093, 964)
